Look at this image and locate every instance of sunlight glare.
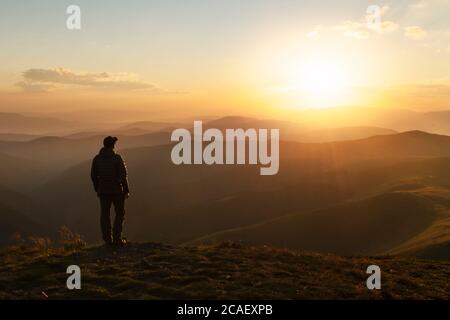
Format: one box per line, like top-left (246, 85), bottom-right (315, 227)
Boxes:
top-left (292, 59), bottom-right (349, 109)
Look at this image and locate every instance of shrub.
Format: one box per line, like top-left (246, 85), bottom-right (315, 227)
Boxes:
top-left (58, 226), bottom-right (86, 252)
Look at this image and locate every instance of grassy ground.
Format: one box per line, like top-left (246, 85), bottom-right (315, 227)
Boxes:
top-left (0, 242), bottom-right (448, 300)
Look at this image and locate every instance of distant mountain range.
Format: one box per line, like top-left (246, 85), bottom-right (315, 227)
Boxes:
top-left (0, 114), bottom-right (449, 260)
top-left (5, 130), bottom-right (445, 260)
top-left (2, 108), bottom-right (450, 137)
top-left (0, 112), bottom-right (79, 135)
top-left (295, 107), bottom-right (450, 135)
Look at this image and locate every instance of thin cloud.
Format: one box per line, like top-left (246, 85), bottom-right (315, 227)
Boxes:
top-left (332, 21), bottom-right (370, 40)
top-left (15, 81), bottom-right (54, 93)
top-left (376, 21), bottom-right (399, 33)
top-left (404, 26), bottom-right (427, 39)
top-left (17, 68), bottom-right (180, 94)
top-left (410, 0), bottom-right (427, 10)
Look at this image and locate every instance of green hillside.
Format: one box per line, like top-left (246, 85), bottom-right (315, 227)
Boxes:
top-left (190, 189), bottom-right (450, 259)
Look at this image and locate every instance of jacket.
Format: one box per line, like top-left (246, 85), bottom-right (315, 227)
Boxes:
top-left (91, 147), bottom-right (130, 195)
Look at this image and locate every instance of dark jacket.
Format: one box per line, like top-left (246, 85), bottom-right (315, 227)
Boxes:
top-left (91, 147), bottom-right (130, 195)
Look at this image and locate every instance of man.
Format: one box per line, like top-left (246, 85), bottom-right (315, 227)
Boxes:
top-left (91, 136), bottom-right (130, 246)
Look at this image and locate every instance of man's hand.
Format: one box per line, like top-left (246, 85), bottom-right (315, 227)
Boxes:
top-left (124, 192), bottom-right (130, 199)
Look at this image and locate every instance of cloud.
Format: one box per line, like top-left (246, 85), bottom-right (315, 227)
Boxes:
top-left (15, 81), bottom-right (54, 93)
top-left (376, 21), bottom-right (399, 33)
top-left (332, 21), bottom-right (370, 40)
top-left (16, 68), bottom-right (177, 93)
top-left (404, 26), bottom-right (427, 39)
top-left (409, 0), bottom-right (449, 12)
top-left (410, 0), bottom-right (427, 10)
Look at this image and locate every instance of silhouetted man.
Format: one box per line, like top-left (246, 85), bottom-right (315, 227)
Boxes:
top-left (91, 136), bottom-right (130, 246)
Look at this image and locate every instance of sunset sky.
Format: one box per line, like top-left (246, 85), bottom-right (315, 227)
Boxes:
top-left (0, 0), bottom-right (449, 118)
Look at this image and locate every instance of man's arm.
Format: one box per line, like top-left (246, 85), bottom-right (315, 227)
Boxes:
top-left (90, 158), bottom-right (99, 193)
top-left (117, 155), bottom-right (130, 195)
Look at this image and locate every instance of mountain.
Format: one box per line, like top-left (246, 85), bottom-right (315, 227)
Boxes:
top-left (387, 187), bottom-right (450, 260)
top-left (42, 109), bottom-right (172, 124)
top-left (1, 118), bottom-right (442, 183)
top-left (0, 152), bottom-right (47, 190)
top-left (31, 132), bottom-right (450, 257)
top-left (297, 126), bottom-right (397, 142)
top-left (64, 129), bottom-right (150, 139)
top-left (0, 185), bottom-right (43, 219)
top-left (297, 107), bottom-right (450, 135)
top-left (164, 115), bottom-right (437, 144)
top-left (0, 201), bottom-right (44, 245)
top-left (1, 120), bottom-right (449, 258)
top-left (0, 242), bottom-right (448, 299)
top-left (189, 192), bottom-right (442, 255)
top-left (64, 121), bottom-right (180, 139)
top-left (0, 113), bottom-right (79, 135)
top-left (118, 121), bottom-right (184, 132)
top-left (0, 132), bottom-right (172, 182)
top-left (282, 131), bottom-right (450, 165)
top-left (0, 133), bottom-right (41, 142)
top-left (188, 154), bottom-right (450, 259)
top-left (406, 110), bottom-right (450, 134)
top-left (203, 116), bottom-right (310, 141)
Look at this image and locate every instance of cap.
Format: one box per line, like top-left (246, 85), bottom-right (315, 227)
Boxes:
top-left (103, 136), bottom-right (118, 148)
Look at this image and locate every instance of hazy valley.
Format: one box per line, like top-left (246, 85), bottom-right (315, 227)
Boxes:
top-left (0, 110), bottom-right (449, 262)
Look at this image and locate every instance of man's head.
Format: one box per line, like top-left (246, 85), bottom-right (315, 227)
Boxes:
top-left (103, 136), bottom-right (118, 149)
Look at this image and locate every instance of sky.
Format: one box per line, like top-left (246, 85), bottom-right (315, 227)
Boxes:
top-left (0, 0), bottom-right (449, 119)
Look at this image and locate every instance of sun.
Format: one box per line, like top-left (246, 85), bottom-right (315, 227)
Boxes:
top-left (299, 60), bottom-right (346, 95)
top-left (291, 58), bottom-right (349, 109)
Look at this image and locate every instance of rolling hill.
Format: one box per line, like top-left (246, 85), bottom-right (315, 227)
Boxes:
top-left (0, 201), bottom-right (44, 245)
top-left (0, 115), bottom-right (448, 259)
top-left (203, 116), bottom-right (400, 142)
top-left (27, 131), bottom-right (450, 260)
top-left (63, 120), bottom-right (180, 139)
top-left (0, 118), bottom-right (446, 182)
top-left (297, 126), bottom-right (397, 142)
top-left (189, 191), bottom-right (445, 256)
top-left (118, 120), bottom-right (184, 132)
top-left (0, 152), bottom-right (48, 190)
top-left (0, 131), bottom-right (172, 180)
